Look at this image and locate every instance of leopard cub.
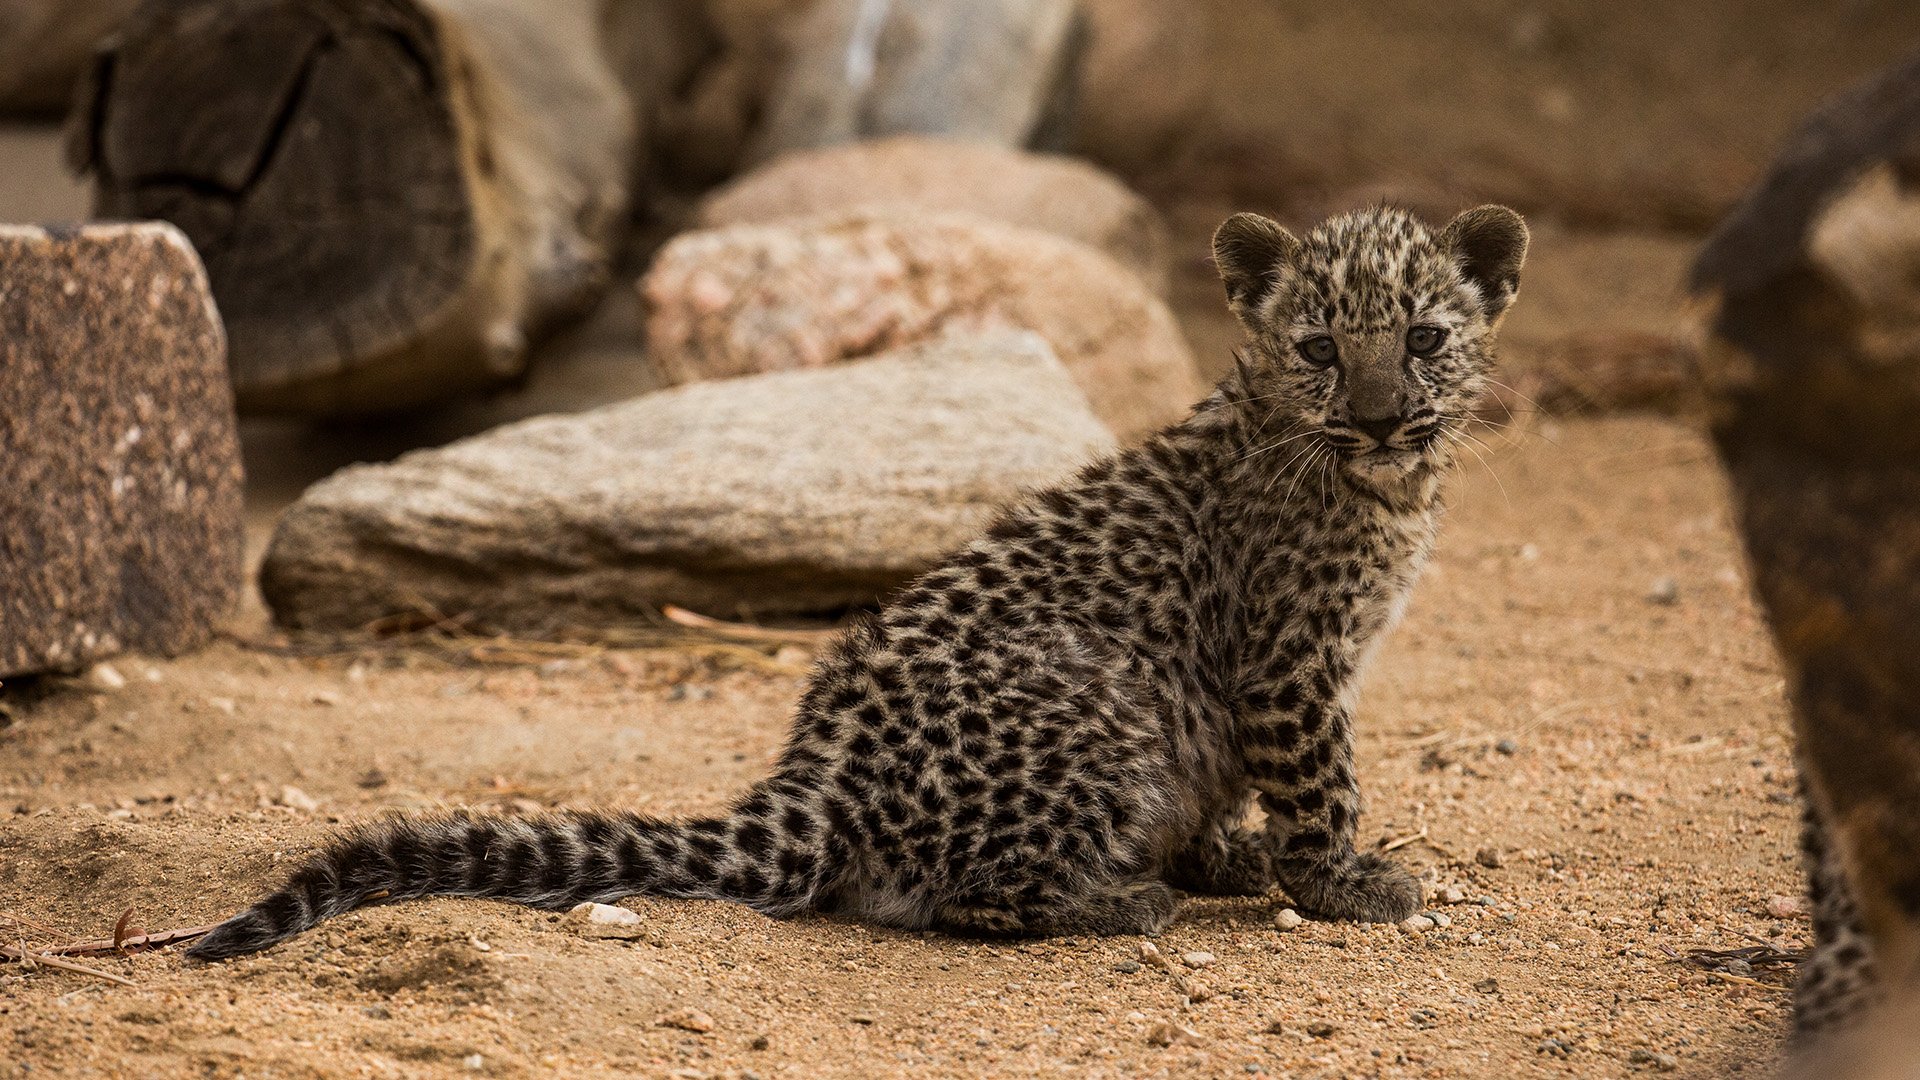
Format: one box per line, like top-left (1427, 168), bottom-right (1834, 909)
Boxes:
top-left (188, 204), bottom-right (1528, 959)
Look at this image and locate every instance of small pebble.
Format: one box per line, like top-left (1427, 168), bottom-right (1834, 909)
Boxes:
top-left (1145, 1020), bottom-right (1205, 1047)
top-left (278, 785), bottom-right (320, 813)
top-left (1409, 1008), bottom-right (1436, 1026)
top-left (1305, 1021), bottom-right (1336, 1038)
top-left (311, 690), bottom-right (341, 706)
top-left (1182, 977), bottom-right (1214, 1003)
top-left (563, 901), bottom-right (647, 940)
top-left (1429, 911), bottom-right (1452, 928)
top-left (1262, 1019), bottom-right (1286, 1035)
top-left (849, 1013), bottom-right (875, 1025)
top-left (1765, 894), bottom-right (1806, 919)
top-left (1646, 577), bottom-right (1680, 605)
top-left (1439, 886), bottom-right (1468, 905)
top-left (749, 1035), bottom-right (770, 1051)
top-left (658, 1008), bottom-right (715, 1033)
top-left (1494, 738), bottom-right (1518, 755)
top-left (1540, 1038), bottom-right (1573, 1058)
top-left (1274, 908), bottom-right (1304, 932)
top-left (86, 663), bottom-right (127, 691)
top-left (1474, 977), bottom-right (1499, 994)
top-left (1181, 951), bottom-right (1216, 969)
top-left (1475, 847), bottom-right (1505, 869)
top-left (1113, 960), bottom-right (1142, 974)
top-left (1399, 915), bottom-right (1436, 932)
top-left (1629, 1048), bottom-right (1678, 1071)
top-left (463, 1054), bottom-right (485, 1071)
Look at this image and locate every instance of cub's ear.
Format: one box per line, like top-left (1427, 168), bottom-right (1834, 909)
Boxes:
top-left (1438, 205), bottom-right (1528, 320)
top-left (1212, 212), bottom-right (1298, 321)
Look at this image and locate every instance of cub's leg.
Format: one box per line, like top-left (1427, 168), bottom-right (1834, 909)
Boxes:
top-left (1241, 693), bottom-right (1420, 922)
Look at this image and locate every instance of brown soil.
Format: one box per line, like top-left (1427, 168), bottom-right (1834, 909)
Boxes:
top-left (0, 9), bottom-right (1839, 1069)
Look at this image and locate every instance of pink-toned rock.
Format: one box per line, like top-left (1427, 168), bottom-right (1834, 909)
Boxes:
top-left (640, 212), bottom-right (1204, 441)
top-left (0, 222), bottom-right (243, 676)
top-left (696, 137), bottom-right (1169, 292)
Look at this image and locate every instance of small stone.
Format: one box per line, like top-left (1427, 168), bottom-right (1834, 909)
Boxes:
top-left (86, 663), bottom-right (127, 691)
top-left (749, 1035), bottom-right (770, 1051)
top-left (1409, 1008), bottom-right (1437, 1026)
top-left (1145, 1020), bottom-right (1205, 1047)
top-left (563, 901), bottom-right (647, 940)
top-left (1274, 908), bottom-right (1304, 931)
top-left (849, 1013), bottom-right (876, 1025)
top-left (310, 690), bottom-right (341, 706)
top-left (1113, 960), bottom-right (1142, 974)
top-left (1138, 940), bottom-right (1173, 969)
top-left (1399, 915), bottom-right (1436, 932)
top-left (659, 1008), bottom-right (716, 1033)
top-left (1646, 577), bottom-right (1680, 605)
top-left (1765, 894), bottom-right (1806, 919)
top-left (1180, 951), bottom-right (1216, 969)
top-left (1262, 1019), bottom-right (1286, 1035)
top-left (1182, 978), bottom-right (1213, 1003)
top-left (1305, 1021), bottom-right (1336, 1038)
top-left (463, 1054), bottom-right (485, 1071)
top-left (1629, 1048), bottom-right (1678, 1071)
top-left (1439, 886), bottom-right (1468, 905)
top-left (1476, 847), bottom-right (1506, 869)
top-left (1474, 977), bottom-right (1499, 994)
top-left (1540, 1038), bottom-right (1573, 1058)
top-left (361, 1004), bottom-right (391, 1018)
top-left (1429, 911), bottom-right (1452, 928)
top-left (1495, 738), bottom-right (1519, 755)
top-left (277, 785), bottom-right (319, 812)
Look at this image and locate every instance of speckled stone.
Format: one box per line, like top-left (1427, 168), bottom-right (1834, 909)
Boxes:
top-left (641, 211), bottom-right (1204, 443)
top-left (259, 330), bottom-right (1114, 630)
top-left (696, 138), bottom-right (1170, 294)
top-left (0, 222), bottom-right (243, 676)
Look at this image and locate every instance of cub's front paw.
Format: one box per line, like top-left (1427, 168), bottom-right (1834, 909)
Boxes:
top-left (1277, 851), bottom-right (1422, 923)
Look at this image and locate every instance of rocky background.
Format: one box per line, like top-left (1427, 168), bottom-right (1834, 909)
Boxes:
top-left (2, 1), bottom-right (1919, 1077)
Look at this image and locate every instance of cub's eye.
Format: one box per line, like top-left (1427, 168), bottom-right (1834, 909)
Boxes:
top-left (1295, 336), bottom-right (1339, 368)
top-left (1405, 326), bottom-right (1447, 357)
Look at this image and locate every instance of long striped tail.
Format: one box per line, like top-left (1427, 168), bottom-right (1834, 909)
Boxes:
top-left (185, 806), bottom-right (819, 960)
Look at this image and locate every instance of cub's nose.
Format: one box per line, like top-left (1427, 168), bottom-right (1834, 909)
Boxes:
top-left (1353, 414), bottom-right (1405, 443)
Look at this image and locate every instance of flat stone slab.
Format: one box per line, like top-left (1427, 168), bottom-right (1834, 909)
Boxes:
top-left (259, 331), bottom-right (1115, 629)
top-left (0, 222), bottom-right (243, 676)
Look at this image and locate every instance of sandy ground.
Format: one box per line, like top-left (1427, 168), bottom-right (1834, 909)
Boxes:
top-left (0, 9), bottom-right (1820, 1062)
top-left (0, 408), bottom-right (1806, 1080)
top-left (3, 149), bottom-right (1805, 1075)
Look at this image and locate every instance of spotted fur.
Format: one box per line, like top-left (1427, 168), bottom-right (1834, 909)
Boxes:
top-left (187, 205), bottom-right (1528, 960)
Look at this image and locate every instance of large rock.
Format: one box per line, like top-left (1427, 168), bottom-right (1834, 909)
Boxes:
top-left (696, 137), bottom-right (1169, 293)
top-left (640, 212), bottom-right (1204, 441)
top-left (0, 0), bottom-right (139, 117)
top-left (71, 0), bottom-right (637, 416)
top-left (0, 223), bottom-right (243, 676)
top-left (748, 0), bottom-right (1085, 162)
top-left (259, 331), bottom-right (1115, 629)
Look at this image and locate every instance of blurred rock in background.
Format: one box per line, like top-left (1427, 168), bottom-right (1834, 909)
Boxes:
top-left (0, 222), bottom-right (243, 677)
top-left (68, 0), bottom-right (638, 418)
top-left (259, 331), bottom-right (1113, 629)
top-left (697, 137), bottom-right (1170, 294)
top-left (746, 0), bottom-right (1086, 164)
top-left (0, 0), bottom-right (141, 116)
top-left (640, 211), bottom-right (1202, 442)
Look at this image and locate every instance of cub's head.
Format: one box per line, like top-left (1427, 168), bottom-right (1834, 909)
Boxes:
top-left (1213, 205), bottom-right (1528, 484)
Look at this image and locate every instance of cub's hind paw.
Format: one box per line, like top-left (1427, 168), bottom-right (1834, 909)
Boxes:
top-left (1277, 851), bottom-right (1421, 923)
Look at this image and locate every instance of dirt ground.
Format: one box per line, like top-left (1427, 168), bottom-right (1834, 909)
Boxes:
top-left (0, 7), bottom-right (1853, 1069)
top-left (3, 168), bottom-right (1804, 1080)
